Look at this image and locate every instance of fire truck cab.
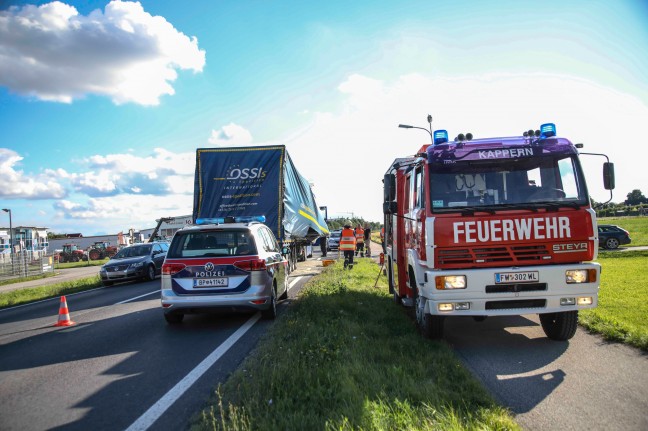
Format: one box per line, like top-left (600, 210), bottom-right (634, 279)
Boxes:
top-left (383, 123), bottom-right (615, 340)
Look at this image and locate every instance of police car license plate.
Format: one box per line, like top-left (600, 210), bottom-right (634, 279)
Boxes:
top-left (193, 278), bottom-right (228, 288)
top-left (495, 271), bottom-right (539, 284)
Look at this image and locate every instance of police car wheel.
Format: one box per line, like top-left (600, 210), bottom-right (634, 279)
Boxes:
top-left (146, 265), bottom-right (156, 281)
top-left (262, 287), bottom-right (277, 319)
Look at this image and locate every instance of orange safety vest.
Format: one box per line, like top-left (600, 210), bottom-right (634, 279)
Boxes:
top-left (339, 228), bottom-right (357, 251)
top-left (355, 227), bottom-right (364, 243)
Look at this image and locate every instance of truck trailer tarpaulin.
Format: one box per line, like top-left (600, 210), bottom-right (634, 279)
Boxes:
top-left (193, 145), bottom-right (329, 242)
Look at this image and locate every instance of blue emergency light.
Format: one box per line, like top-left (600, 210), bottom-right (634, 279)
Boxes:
top-left (196, 215), bottom-right (266, 225)
top-left (540, 123), bottom-right (556, 138)
top-left (434, 130), bottom-right (449, 145)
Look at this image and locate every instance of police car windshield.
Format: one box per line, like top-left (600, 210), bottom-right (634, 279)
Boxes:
top-left (167, 230), bottom-right (257, 258)
top-left (429, 153), bottom-right (588, 212)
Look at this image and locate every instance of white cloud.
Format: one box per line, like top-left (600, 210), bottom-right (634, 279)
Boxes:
top-left (284, 73), bottom-right (648, 222)
top-left (0, 1), bottom-right (205, 105)
top-left (0, 148), bottom-right (67, 199)
top-left (208, 123), bottom-right (254, 146)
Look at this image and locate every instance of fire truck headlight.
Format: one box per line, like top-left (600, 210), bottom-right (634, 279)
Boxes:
top-left (565, 269), bottom-right (596, 284)
top-left (435, 275), bottom-right (467, 290)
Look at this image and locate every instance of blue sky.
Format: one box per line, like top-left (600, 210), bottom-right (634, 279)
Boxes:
top-left (1, 0), bottom-right (647, 235)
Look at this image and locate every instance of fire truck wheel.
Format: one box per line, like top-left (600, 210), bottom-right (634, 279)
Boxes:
top-left (539, 310), bottom-right (578, 340)
top-left (415, 295), bottom-right (444, 339)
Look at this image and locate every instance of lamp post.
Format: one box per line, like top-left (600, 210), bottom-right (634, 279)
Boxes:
top-left (398, 114), bottom-right (434, 145)
top-left (2, 208), bottom-right (12, 252)
top-left (319, 206), bottom-right (328, 222)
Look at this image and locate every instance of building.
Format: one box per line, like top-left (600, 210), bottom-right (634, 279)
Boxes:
top-left (0, 226), bottom-right (49, 252)
top-left (140, 215), bottom-right (193, 241)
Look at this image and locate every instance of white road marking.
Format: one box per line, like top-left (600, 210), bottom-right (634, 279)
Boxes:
top-left (125, 275), bottom-right (308, 430)
top-left (116, 290), bottom-right (159, 304)
top-left (124, 312), bottom-right (261, 431)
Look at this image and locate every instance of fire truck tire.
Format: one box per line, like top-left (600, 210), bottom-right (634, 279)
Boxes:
top-left (415, 295), bottom-right (444, 339)
top-left (539, 310), bottom-right (578, 340)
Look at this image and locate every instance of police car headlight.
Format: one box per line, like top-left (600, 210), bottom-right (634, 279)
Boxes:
top-left (566, 269), bottom-right (596, 284)
top-left (435, 275), bottom-right (467, 289)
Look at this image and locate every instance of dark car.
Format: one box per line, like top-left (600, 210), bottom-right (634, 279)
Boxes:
top-left (598, 225), bottom-right (631, 250)
top-left (99, 242), bottom-right (169, 286)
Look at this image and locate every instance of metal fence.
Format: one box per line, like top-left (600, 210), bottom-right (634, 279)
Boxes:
top-left (0, 250), bottom-right (55, 282)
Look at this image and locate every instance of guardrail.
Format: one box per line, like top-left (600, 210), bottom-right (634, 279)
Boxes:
top-left (0, 251), bottom-right (55, 282)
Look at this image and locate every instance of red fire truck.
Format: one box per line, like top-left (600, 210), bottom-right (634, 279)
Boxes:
top-left (383, 122), bottom-right (614, 340)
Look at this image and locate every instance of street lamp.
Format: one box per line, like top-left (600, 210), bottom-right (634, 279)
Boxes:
top-left (2, 208), bottom-right (12, 252)
top-left (398, 114), bottom-right (434, 145)
top-left (319, 206), bottom-right (328, 222)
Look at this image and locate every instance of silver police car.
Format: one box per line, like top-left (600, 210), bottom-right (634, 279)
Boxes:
top-left (161, 217), bottom-right (288, 324)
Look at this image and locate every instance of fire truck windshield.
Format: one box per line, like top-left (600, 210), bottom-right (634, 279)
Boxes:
top-left (428, 153), bottom-right (588, 212)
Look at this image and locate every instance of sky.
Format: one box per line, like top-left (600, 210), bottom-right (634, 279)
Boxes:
top-left (0, 0), bottom-right (647, 235)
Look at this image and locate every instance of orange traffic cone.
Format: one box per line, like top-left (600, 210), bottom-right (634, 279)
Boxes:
top-left (53, 295), bottom-right (75, 327)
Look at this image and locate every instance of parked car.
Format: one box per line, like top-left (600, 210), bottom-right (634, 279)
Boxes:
top-left (328, 230), bottom-right (342, 250)
top-left (99, 241), bottom-right (169, 286)
top-left (160, 218), bottom-right (288, 324)
top-left (598, 225), bottom-right (631, 249)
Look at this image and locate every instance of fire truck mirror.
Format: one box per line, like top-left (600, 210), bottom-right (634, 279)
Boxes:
top-left (383, 201), bottom-right (397, 214)
top-left (384, 174), bottom-right (396, 202)
top-left (603, 162), bottom-right (615, 190)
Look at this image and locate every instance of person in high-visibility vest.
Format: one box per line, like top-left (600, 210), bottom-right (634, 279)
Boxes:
top-left (339, 224), bottom-right (357, 269)
top-left (354, 225), bottom-right (365, 257)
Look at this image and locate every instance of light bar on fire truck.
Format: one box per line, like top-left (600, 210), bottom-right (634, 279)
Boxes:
top-left (195, 215), bottom-right (266, 225)
top-left (540, 123), bottom-right (556, 138)
top-left (433, 130), bottom-right (449, 145)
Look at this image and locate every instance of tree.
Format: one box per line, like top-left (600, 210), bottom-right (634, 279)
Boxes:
top-left (625, 189), bottom-right (647, 206)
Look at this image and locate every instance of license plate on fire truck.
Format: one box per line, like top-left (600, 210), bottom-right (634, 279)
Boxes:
top-left (495, 271), bottom-right (539, 284)
top-left (193, 278), bottom-right (228, 288)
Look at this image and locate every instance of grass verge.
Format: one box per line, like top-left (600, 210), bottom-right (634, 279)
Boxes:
top-left (0, 275), bottom-right (102, 309)
top-left (191, 259), bottom-right (518, 431)
top-left (580, 250), bottom-right (648, 351)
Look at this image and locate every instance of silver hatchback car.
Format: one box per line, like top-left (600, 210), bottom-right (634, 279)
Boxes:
top-left (161, 219), bottom-right (288, 324)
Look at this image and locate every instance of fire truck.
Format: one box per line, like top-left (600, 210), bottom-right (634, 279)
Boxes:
top-left (383, 122), bottom-right (614, 340)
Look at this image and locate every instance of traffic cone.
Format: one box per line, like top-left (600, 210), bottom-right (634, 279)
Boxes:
top-left (53, 296), bottom-right (75, 327)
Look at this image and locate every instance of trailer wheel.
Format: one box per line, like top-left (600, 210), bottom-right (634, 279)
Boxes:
top-left (539, 310), bottom-right (578, 340)
top-left (415, 295), bottom-right (444, 339)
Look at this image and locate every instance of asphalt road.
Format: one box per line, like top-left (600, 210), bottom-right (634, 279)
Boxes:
top-left (0, 266), bottom-right (317, 431)
top-left (445, 315), bottom-right (648, 431)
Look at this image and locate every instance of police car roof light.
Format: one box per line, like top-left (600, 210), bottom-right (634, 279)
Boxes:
top-left (195, 215), bottom-right (266, 226)
top-left (540, 123), bottom-right (556, 138)
top-left (434, 130), bottom-right (449, 145)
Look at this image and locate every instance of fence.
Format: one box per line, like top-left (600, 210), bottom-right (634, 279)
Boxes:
top-left (0, 250), bottom-right (55, 282)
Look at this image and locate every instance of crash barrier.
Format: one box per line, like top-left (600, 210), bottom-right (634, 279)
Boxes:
top-left (0, 250), bottom-right (56, 282)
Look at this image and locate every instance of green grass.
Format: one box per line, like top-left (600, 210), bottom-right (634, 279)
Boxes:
top-left (581, 250), bottom-right (648, 351)
top-left (596, 216), bottom-right (648, 246)
top-left (0, 275), bottom-right (102, 309)
top-left (54, 258), bottom-right (109, 269)
top-left (191, 260), bottom-right (518, 431)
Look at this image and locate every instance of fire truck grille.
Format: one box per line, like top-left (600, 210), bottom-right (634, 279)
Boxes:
top-left (437, 245), bottom-right (550, 267)
top-left (485, 299), bottom-right (546, 310)
top-left (485, 283), bottom-right (547, 294)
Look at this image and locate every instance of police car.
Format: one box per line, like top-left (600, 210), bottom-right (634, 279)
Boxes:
top-left (161, 216), bottom-right (288, 324)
